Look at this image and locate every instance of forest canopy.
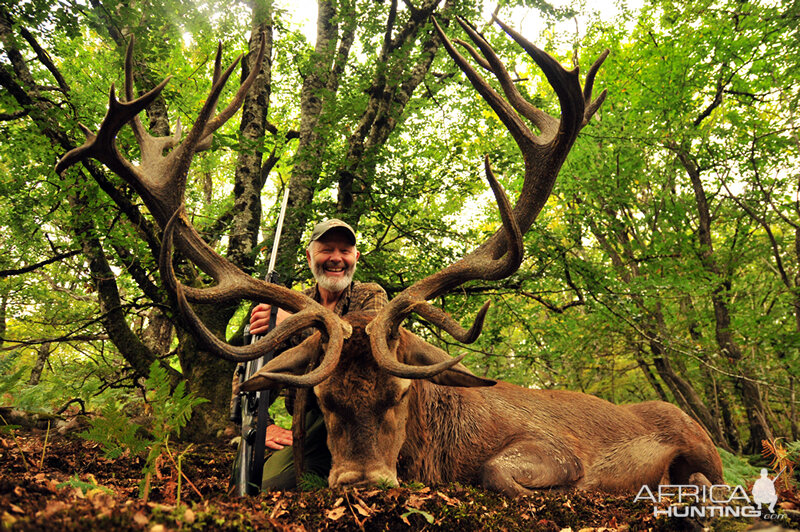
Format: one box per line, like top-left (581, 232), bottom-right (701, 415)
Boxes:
top-left (1, 0), bottom-right (799, 459)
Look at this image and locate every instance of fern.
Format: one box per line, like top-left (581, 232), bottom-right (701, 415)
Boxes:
top-left (56, 474), bottom-right (113, 495)
top-left (718, 447), bottom-right (760, 487)
top-left (0, 351), bottom-right (26, 399)
top-left (298, 471), bottom-right (328, 491)
top-left (79, 401), bottom-right (149, 459)
top-left (80, 361), bottom-right (208, 500)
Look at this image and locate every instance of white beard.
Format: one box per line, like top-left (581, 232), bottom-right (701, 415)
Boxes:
top-left (312, 259), bottom-right (356, 294)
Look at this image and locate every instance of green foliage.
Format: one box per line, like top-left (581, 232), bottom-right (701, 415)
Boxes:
top-left (298, 472), bottom-right (328, 491)
top-left (401, 508), bottom-right (435, 524)
top-left (0, 352), bottom-right (26, 398)
top-left (80, 361), bottom-right (207, 499)
top-left (718, 447), bottom-right (761, 487)
top-left (56, 474), bottom-right (113, 495)
top-left (375, 477), bottom-right (397, 490)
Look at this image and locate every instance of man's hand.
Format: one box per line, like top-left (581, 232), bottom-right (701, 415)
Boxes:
top-left (250, 304), bottom-right (290, 335)
top-left (265, 424), bottom-right (293, 450)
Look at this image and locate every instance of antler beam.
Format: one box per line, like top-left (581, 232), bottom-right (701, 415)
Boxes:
top-left (367, 17), bottom-right (608, 377)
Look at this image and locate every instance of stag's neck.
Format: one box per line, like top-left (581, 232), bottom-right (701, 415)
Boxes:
top-left (399, 380), bottom-right (489, 485)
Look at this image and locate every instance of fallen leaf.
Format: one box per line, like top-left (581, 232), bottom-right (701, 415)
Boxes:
top-left (133, 511), bottom-right (149, 525)
top-left (149, 525), bottom-right (166, 532)
top-left (39, 500), bottom-right (67, 518)
top-left (354, 502), bottom-right (371, 517)
top-left (406, 494), bottom-right (428, 509)
top-left (2, 511), bottom-right (17, 527)
top-left (147, 502), bottom-right (175, 512)
top-left (435, 491), bottom-right (460, 506)
top-left (184, 508), bottom-right (196, 524)
top-left (89, 490), bottom-right (116, 510)
top-left (269, 500), bottom-right (288, 519)
top-left (9, 504), bottom-right (23, 514)
top-left (325, 507), bottom-right (346, 521)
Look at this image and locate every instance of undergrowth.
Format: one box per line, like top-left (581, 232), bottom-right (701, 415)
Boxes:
top-left (79, 361), bottom-right (207, 500)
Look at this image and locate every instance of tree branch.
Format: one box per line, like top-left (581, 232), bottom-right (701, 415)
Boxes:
top-left (0, 250), bottom-right (81, 277)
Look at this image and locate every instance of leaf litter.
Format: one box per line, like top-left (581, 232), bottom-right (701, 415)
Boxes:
top-left (1, 427), bottom-right (797, 530)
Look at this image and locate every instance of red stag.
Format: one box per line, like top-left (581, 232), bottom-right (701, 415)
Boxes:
top-left (57, 17), bottom-right (723, 497)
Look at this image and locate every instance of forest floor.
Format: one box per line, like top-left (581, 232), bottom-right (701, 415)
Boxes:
top-left (1, 424), bottom-right (799, 531)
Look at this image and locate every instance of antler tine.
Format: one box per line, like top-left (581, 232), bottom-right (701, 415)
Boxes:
top-left (413, 300), bottom-right (491, 344)
top-left (159, 210), bottom-right (351, 363)
top-left (452, 38), bottom-right (492, 72)
top-left (432, 16), bottom-right (533, 152)
top-left (196, 41), bottom-right (224, 152)
top-left (124, 37), bottom-right (146, 143)
top-left (582, 50), bottom-right (609, 125)
top-left (54, 77), bottom-right (171, 177)
top-left (453, 17), bottom-right (559, 139)
top-left (240, 334), bottom-right (344, 389)
top-left (167, 32), bottom-right (265, 176)
top-left (491, 16), bottom-right (584, 137)
top-left (122, 38), bottom-right (184, 162)
top-left (202, 33), bottom-right (266, 139)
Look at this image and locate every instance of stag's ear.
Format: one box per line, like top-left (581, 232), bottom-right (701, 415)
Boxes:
top-left (402, 331), bottom-right (496, 388)
top-left (240, 334), bottom-right (322, 391)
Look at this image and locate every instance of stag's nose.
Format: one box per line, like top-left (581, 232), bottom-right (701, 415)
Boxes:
top-left (329, 467), bottom-right (398, 488)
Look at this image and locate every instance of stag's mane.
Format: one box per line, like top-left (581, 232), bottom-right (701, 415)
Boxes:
top-left (399, 378), bottom-right (490, 484)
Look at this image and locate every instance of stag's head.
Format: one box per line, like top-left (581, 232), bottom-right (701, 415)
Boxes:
top-left (56, 17), bottom-right (606, 489)
top-left (241, 311), bottom-right (494, 487)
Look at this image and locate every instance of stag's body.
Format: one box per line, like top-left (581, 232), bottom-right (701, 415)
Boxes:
top-left (403, 382), bottom-right (722, 495)
top-left (321, 313), bottom-right (722, 496)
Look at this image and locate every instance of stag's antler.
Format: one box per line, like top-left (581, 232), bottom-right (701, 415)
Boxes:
top-left (366, 17), bottom-right (608, 377)
top-left (56, 36), bottom-right (351, 369)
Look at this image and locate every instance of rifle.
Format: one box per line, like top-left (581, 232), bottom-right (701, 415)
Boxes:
top-left (231, 186), bottom-right (291, 495)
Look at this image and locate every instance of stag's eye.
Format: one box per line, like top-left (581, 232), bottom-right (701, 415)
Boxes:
top-left (395, 387), bottom-right (410, 404)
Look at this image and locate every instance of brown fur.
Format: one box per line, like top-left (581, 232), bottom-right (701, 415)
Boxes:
top-left (311, 313), bottom-right (723, 496)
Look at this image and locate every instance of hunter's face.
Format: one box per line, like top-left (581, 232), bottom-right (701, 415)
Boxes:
top-left (307, 230), bottom-right (359, 293)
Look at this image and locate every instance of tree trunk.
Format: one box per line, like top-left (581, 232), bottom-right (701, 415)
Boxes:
top-left (181, 4), bottom-right (276, 440)
top-left (28, 342), bottom-right (51, 385)
top-left (277, 0), bottom-right (357, 283)
top-left (675, 147), bottom-right (773, 453)
top-left (336, 0), bottom-right (447, 228)
top-left (0, 294), bottom-right (6, 350)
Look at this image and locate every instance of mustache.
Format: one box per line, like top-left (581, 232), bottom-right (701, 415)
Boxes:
top-left (312, 259), bottom-right (356, 292)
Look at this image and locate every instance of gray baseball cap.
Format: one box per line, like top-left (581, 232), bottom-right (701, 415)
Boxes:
top-left (309, 218), bottom-right (356, 245)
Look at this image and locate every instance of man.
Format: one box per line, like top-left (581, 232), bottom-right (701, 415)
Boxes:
top-left (240, 218), bottom-right (387, 490)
